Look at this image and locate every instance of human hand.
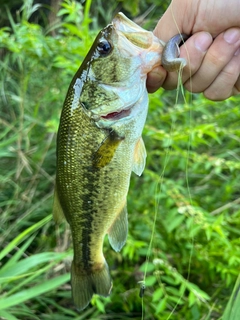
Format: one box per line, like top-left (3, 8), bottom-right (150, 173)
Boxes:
top-left (147, 0), bottom-right (240, 100)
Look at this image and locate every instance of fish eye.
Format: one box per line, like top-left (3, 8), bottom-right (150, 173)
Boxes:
top-left (97, 40), bottom-right (112, 55)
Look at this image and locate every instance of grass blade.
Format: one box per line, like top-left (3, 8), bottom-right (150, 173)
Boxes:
top-left (0, 273), bottom-right (70, 310)
top-left (0, 215), bottom-right (51, 261)
top-left (222, 274), bottom-right (240, 320)
top-left (0, 310), bottom-right (18, 320)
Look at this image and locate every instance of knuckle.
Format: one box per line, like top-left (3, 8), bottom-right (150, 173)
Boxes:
top-left (208, 51), bottom-right (226, 66)
top-left (184, 80), bottom-right (202, 93)
top-left (203, 88), bottom-right (231, 101)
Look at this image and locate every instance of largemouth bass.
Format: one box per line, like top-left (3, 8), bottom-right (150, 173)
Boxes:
top-left (53, 12), bottom-right (187, 311)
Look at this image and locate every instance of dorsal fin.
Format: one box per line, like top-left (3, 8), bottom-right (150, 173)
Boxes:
top-left (53, 186), bottom-right (65, 223)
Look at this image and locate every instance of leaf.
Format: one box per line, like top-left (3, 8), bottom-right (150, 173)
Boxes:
top-left (165, 286), bottom-right (181, 297)
top-left (0, 235), bottom-right (35, 273)
top-left (145, 275), bottom-right (157, 286)
top-left (0, 215), bottom-right (51, 261)
top-left (188, 291), bottom-right (196, 307)
top-left (165, 214), bottom-right (185, 233)
top-left (155, 297), bottom-right (167, 314)
top-left (161, 275), bottom-right (180, 286)
top-left (0, 274), bottom-right (70, 310)
top-left (95, 298), bottom-right (105, 313)
top-left (0, 310), bottom-right (18, 320)
top-left (0, 252), bottom-right (67, 281)
top-left (139, 262), bottom-right (155, 273)
top-left (185, 282), bottom-right (210, 301)
top-left (222, 274), bottom-right (240, 320)
top-left (152, 287), bottom-right (164, 302)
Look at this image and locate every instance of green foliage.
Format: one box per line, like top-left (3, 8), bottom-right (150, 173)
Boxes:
top-left (222, 274), bottom-right (240, 320)
top-left (1, 0), bottom-right (240, 319)
top-left (127, 91), bottom-right (240, 318)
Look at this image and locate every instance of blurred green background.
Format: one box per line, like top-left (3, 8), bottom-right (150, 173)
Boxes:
top-left (0, 0), bottom-right (240, 319)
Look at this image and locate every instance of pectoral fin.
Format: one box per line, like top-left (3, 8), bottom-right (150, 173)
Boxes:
top-left (92, 130), bottom-right (124, 168)
top-left (108, 203), bottom-right (128, 252)
top-left (53, 186), bottom-right (65, 223)
top-left (132, 137), bottom-right (147, 176)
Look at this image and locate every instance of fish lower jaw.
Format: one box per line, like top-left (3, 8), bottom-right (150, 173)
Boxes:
top-left (94, 104), bottom-right (136, 129)
top-left (101, 108), bottom-right (131, 120)
top-left (94, 92), bottom-right (146, 128)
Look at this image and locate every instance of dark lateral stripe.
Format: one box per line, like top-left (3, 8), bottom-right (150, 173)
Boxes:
top-left (81, 165), bottom-right (100, 270)
top-left (81, 130), bottom-right (122, 269)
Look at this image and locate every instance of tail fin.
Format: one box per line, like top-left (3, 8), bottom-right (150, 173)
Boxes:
top-left (71, 260), bottom-right (112, 311)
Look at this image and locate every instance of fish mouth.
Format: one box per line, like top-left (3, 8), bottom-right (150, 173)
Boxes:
top-left (101, 108), bottom-right (131, 120)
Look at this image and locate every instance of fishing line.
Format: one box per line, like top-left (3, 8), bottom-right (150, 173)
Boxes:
top-left (140, 127), bottom-right (173, 320)
top-left (141, 65), bottom-right (186, 320)
top-left (166, 69), bottom-right (194, 320)
top-left (141, 66), bottom-right (184, 320)
top-left (166, 4), bottom-right (195, 318)
top-left (140, 5), bottom-right (194, 318)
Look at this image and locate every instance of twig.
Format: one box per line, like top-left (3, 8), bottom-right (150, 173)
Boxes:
top-left (211, 197), bottom-right (240, 215)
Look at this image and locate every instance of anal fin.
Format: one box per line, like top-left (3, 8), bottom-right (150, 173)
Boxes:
top-left (108, 203), bottom-right (128, 252)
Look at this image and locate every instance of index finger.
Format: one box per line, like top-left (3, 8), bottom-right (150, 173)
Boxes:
top-left (153, 1), bottom-right (194, 41)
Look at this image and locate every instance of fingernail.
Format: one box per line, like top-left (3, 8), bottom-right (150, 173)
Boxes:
top-left (224, 29), bottom-right (240, 44)
top-left (194, 32), bottom-right (212, 52)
